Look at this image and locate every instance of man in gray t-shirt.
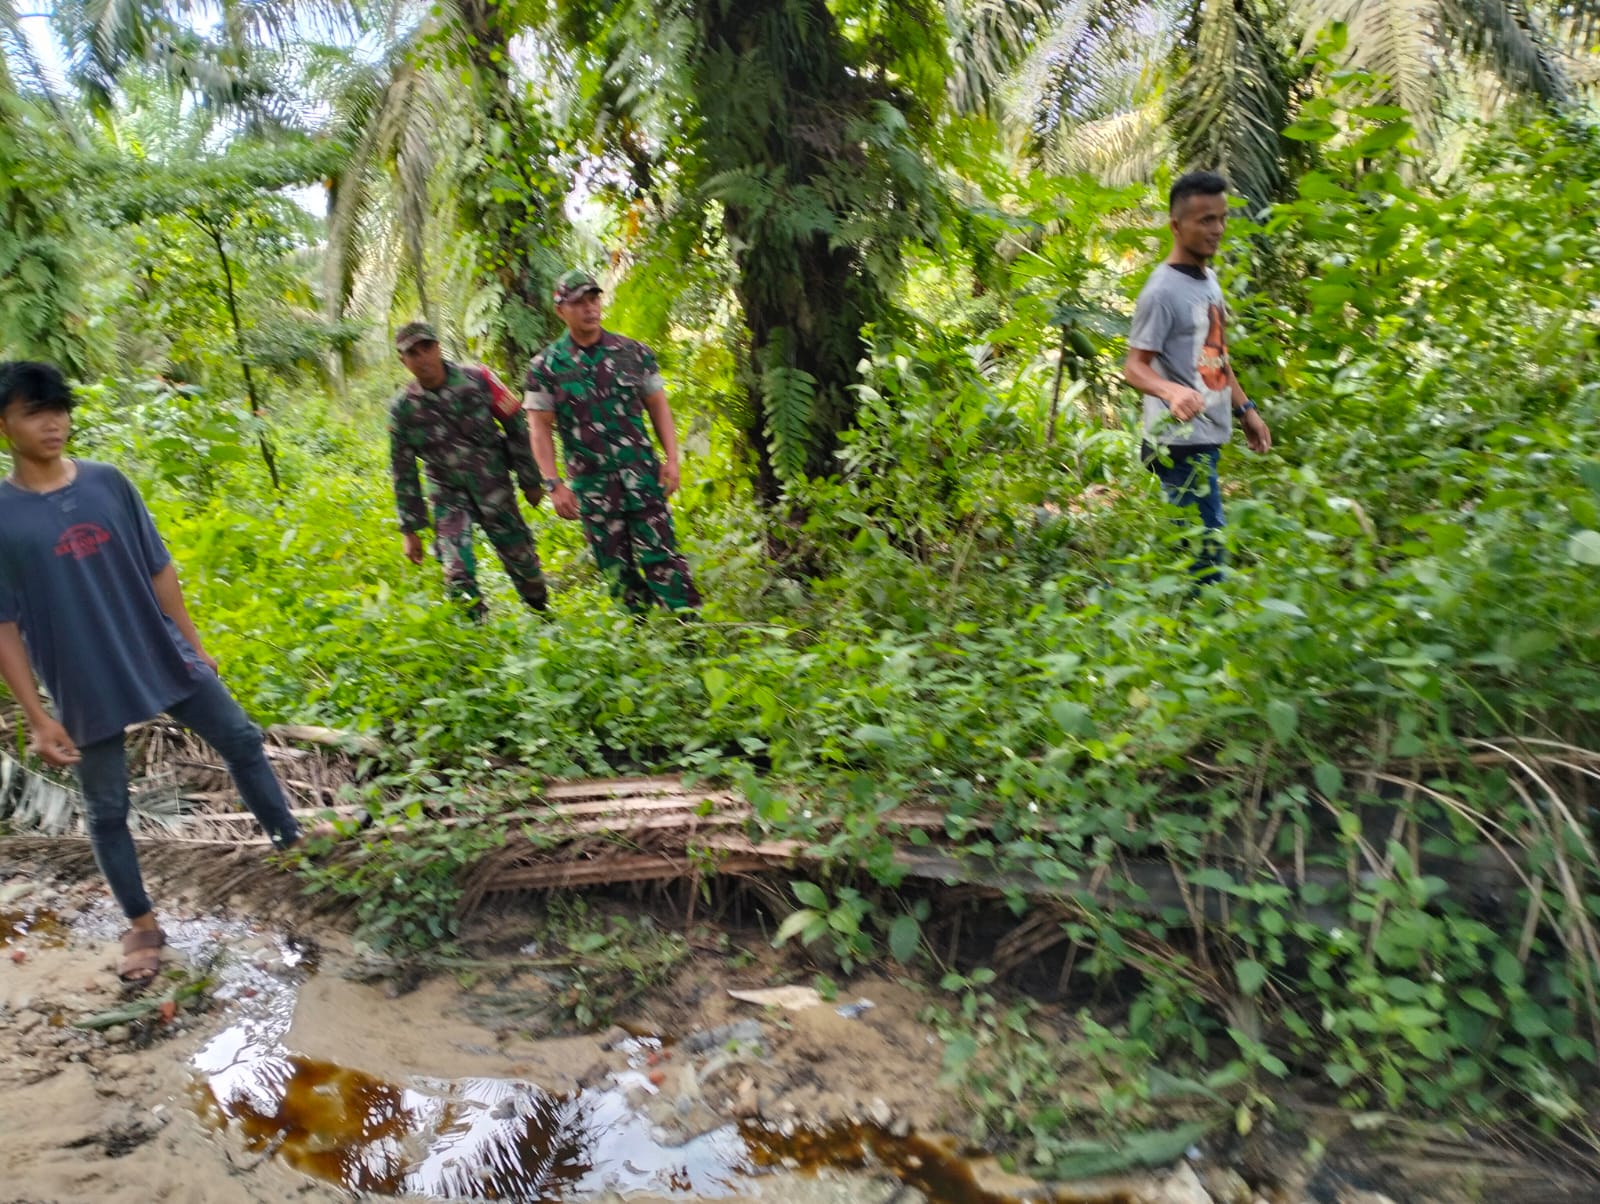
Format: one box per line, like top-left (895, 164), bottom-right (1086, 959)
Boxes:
top-left (1123, 170), bottom-right (1272, 581)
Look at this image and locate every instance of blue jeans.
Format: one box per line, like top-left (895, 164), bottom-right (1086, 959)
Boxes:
top-left (1150, 444), bottom-right (1225, 582)
top-left (76, 669), bottom-right (301, 920)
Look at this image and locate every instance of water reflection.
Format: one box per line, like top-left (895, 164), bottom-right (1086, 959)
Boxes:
top-left (0, 908), bottom-right (69, 947)
top-left (198, 1048), bottom-right (757, 1198)
top-left (189, 934), bottom-right (1000, 1202)
top-left (191, 960), bottom-right (756, 1200)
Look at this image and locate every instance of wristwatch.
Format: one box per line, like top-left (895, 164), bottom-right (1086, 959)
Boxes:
top-left (541, 476), bottom-right (562, 490)
top-left (1233, 401), bottom-right (1257, 417)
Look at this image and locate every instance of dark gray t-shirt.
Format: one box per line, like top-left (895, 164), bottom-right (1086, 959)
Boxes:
top-left (1128, 263), bottom-right (1235, 448)
top-left (0, 460), bottom-right (204, 745)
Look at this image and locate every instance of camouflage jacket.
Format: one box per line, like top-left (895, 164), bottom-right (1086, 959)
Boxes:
top-left (388, 362), bottom-right (543, 533)
top-left (521, 330), bottom-right (665, 486)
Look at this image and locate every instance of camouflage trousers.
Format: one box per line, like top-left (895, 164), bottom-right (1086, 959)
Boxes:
top-left (576, 471), bottom-right (700, 614)
top-left (432, 489), bottom-right (548, 615)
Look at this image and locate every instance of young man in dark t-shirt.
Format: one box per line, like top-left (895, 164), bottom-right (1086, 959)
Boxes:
top-left (1123, 171), bottom-right (1273, 581)
top-left (0, 362), bottom-right (307, 985)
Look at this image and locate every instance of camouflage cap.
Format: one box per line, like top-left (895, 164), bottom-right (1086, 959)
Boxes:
top-left (395, 321), bottom-right (438, 352)
top-left (552, 270), bottom-right (602, 306)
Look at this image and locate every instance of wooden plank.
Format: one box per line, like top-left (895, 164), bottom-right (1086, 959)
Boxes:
top-left (542, 777), bottom-right (697, 801)
top-left (267, 724), bottom-right (382, 756)
top-left (697, 833), bottom-right (806, 860)
top-left (548, 812), bottom-right (750, 837)
top-left (431, 799), bottom-right (748, 831)
top-left (476, 853), bottom-right (775, 890)
top-left (169, 805), bottom-right (364, 826)
top-left (534, 794), bottom-right (743, 819)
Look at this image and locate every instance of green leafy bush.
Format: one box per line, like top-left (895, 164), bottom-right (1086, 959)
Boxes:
top-left (27, 99), bottom-right (1600, 1165)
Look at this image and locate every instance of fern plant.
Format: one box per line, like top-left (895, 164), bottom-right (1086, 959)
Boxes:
top-left (759, 328), bottom-right (818, 485)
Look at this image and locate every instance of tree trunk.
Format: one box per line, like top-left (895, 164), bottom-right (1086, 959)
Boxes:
top-left (203, 219), bottom-right (281, 492)
top-left (691, 0), bottom-right (894, 506)
top-left (454, 0), bottom-right (567, 373)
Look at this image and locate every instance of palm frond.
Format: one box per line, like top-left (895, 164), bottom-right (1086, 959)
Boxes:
top-left (1438, 0), bottom-right (1571, 102)
top-left (0, 0), bottom-right (77, 127)
top-left (80, 0), bottom-right (145, 64)
top-left (319, 26), bottom-right (459, 326)
top-left (1015, 0), bottom-right (1170, 167)
top-left (345, 185), bottom-right (407, 329)
top-left (1044, 100), bottom-right (1171, 183)
top-left (1008, 2), bottom-right (1099, 129)
top-left (1294, 0), bottom-right (1442, 139)
top-left (0, 748), bottom-right (183, 837)
top-left (322, 54), bottom-right (401, 320)
top-left (945, 0), bottom-right (1063, 113)
top-left (57, 0), bottom-right (358, 117)
top-left (392, 69), bottom-right (439, 324)
top-left (217, 0), bottom-right (362, 49)
top-left (55, 0), bottom-right (140, 106)
top-left (1168, 0), bottom-right (1302, 205)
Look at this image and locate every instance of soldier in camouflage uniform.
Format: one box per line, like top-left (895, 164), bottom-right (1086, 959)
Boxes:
top-left (523, 271), bottom-right (701, 614)
top-left (389, 322), bottom-right (549, 618)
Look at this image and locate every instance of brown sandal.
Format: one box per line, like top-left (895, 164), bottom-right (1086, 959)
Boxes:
top-left (119, 927), bottom-right (166, 985)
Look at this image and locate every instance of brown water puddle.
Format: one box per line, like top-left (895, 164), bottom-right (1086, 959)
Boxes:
top-left (187, 948), bottom-right (1014, 1202)
top-left (194, 1056), bottom-right (1012, 1200)
top-left (748, 1122), bottom-right (1019, 1204)
top-left (0, 907), bottom-right (70, 948)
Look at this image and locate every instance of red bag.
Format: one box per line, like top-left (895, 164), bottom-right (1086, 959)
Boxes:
top-left (474, 365), bottom-right (521, 420)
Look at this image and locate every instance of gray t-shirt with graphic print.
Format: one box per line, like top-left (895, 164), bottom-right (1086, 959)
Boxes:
top-left (1127, 263), bottom-right (1235, 448)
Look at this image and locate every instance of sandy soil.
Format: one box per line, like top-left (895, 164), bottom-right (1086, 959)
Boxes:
top-left (0, 872), bottom-right (966, 1204)
top-left (0, 877), bottom-right (331, 1204)
top-left (4, 865), bottom-right (1513, 1204)
top-left (286, 966), bottom-right (958, 1134)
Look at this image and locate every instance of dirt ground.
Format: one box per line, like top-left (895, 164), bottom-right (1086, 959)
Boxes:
top-left (6, 863), bottom-right (1579, 1204)
top-left (0, 870), bottom-right (1022, 1204)
top-left (0, 877), bottom-right (316, 1204)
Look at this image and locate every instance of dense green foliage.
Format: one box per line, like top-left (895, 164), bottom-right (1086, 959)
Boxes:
top-left (3, 1), bottom-right (1600, 1177)
top-left (51, 97), bottom-right (1600, 1156)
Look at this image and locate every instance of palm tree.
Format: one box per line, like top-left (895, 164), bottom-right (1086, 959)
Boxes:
top-left (544, 0), bottom-right (953, 500)
top-left (33, 0), bottom-right (571, 373)
top-left (0, 2), bottom-right (90, 370)
top-left (316, 44), bottom-right (457, 342)
top-left (305, 1), bottom-right (575, 373)
top-left (997, 0), bottom-right (1599, 205)
top-left (49, 0), bottom-right (352, 119)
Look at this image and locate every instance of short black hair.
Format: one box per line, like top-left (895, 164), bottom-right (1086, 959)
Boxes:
top-left (1169, 170), bottom-right (1229, 215)
top-left (0, 361), bottom-right (76, 416)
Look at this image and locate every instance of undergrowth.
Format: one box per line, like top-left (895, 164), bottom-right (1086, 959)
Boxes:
top-left (38, 103), bottom-right (1600, 1171)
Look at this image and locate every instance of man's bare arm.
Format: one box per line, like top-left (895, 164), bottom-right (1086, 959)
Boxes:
top-left (529, 411), bottom-right (562, 481)
top-left (642, 389), bottom-right (682, 495)
top-left (0, 622), bottom-right (50, 727)
top-left (1124, 348), bottom-right (1204, 421)
top-left (151, 564), bottom-right (218, 672)
top-left (531, 411), bottom-right (580, 519)
top-left (1226, 366), bottom-right (1273, 453)
top-left (0, 622), bottom-right (78, 765)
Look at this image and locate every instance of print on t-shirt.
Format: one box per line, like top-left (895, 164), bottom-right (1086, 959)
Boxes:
top-left (53, 522), bottom-right (111, 561)
top-left (1198, 303), bottom-right (1229, 393)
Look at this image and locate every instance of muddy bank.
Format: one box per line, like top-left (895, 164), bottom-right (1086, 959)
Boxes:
top-left (2, 864), bottom-right (1588, 1204)
top-left (0, 878), bottom-right (329, 1203)
top-left (0, 872), bottom-right (1006, 1204)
